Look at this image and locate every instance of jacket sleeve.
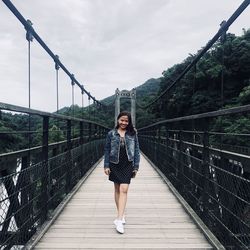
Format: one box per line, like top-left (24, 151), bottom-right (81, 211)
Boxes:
top-left (104, 132), bottom-right (111, 168)
top-left (133, 133), bottom-right (140, 170)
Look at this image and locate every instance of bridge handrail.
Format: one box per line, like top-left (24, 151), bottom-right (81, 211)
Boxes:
top-left (0, 102), bottom-right (109, 129)
top-left (139, 134), bottom-right (250, 159)
top-left (138, 104), bottom-right (250, 130)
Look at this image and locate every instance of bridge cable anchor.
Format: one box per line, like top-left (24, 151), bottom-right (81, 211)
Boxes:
top-left (219, 20), bottom-right (228, 43)
top-left (25, 19), bottom-right (34, 42)
top-left (54, 55), bottom-right (60, 71)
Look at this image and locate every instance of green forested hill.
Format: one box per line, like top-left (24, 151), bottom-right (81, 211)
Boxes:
top-left (154, 30), bottom-right (250, 120)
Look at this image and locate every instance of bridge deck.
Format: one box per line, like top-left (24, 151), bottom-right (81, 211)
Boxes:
top-left (34, 155), bottom-right (213, 249)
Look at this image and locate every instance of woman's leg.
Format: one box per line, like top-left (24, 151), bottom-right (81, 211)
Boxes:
top-left (118, 184), bottom-right (129, 219)
top-left (114, 183), bottom-right (120, 213)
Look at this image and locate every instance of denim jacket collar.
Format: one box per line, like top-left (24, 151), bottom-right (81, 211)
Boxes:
top-left (114, 128), bottom-right (128, 136)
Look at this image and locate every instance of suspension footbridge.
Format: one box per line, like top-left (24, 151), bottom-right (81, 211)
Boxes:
top-left (1, 0), bottom-right (250, 249)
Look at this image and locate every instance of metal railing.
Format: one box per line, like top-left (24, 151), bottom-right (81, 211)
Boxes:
top-left (0, 102), bottom-right (108, 249)
top-left (138, 104), bottom-right (250, 249)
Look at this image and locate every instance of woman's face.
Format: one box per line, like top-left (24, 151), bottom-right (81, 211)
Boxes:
top-left (118, 115), bottom-right (129, 130)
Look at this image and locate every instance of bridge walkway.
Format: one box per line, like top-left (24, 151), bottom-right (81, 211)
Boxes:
top-left (33, 155), bottom-right (213, 249)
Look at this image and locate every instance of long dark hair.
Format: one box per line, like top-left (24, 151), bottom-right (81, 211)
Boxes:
top-left (115, 111), bottom-right (136, 135)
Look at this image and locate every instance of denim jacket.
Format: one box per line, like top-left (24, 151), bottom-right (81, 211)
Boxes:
top-left (104, 129), bottom-right (140, 170)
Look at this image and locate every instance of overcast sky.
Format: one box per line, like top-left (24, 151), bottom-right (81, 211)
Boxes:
top-left (0, 0), bottom-right (249, 112)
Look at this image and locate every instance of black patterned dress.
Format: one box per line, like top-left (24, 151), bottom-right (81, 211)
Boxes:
top-left (109, 137), bottom-right (134, 184)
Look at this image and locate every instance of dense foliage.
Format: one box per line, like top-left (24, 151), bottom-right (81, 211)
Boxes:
top-left (154, 30), bottom-right (250, 120)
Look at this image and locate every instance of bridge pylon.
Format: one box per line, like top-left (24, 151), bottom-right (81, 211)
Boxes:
top-left (115, 88), bottom-right (136, 127)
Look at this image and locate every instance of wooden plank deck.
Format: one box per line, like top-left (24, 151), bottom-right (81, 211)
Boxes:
top-left (34, 155), bottom-right (214, 249)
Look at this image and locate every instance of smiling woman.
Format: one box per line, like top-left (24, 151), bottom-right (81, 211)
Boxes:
top-left (103, 111), bottom-right (140, 234)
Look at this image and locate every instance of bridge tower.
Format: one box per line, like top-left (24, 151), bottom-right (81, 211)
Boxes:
top-left (115, 88), bottom-right (136, 127)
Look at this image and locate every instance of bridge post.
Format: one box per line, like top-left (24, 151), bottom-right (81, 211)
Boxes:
top-left (150, 128), bottom-right (154, 160)
top-left (97, 125), bottom-right (101, 140)
top-left (98, 125), bottom-right (100, 148)
top-left (155, 125), bottom-right (160, 166)
top-left (131, 88), bottom-right (136, 126)
top-left (80, 121), bottom-right (84, 177)
top-left (94, 124), bottom-right (98, 160)
top-left (94, 124), bottom-right (97, 139)
top-left (88, 122), bottom-right (94, 164)
top-left (178, 130), bottom-right (185, 190)
top-left (164, 125), bottom-right (170, 176)
top-left (80, 121), bottom-right (84, 145)
top-left (88, 123), bottom-right (92, 142)
top-left (20, 155), bottom-right (31, 229)
top-left (41, 116), bottom-right (49, 223)
top-left (66, 120), bottom-right (72, 193)
top-left (201, 121), bottom-right (211, 224)
top-left (115, 88), bottom-right (120, 125)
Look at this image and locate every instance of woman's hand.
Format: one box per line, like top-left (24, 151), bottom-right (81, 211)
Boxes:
top-left (132, 170), bottom-right (138, 178)
top-left (104, 168), bottom-right (111, 175)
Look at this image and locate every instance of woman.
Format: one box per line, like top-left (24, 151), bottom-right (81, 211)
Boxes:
top-left (104, 111), bottom-right (140, 234)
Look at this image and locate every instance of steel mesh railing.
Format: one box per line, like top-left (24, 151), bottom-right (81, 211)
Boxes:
top-left (139, 105), bottom-right (250, 249)
top-left (0, 103), bottom-right (108, 250)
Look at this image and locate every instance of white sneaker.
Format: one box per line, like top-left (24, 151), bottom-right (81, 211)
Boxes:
top-left (114, 219), bottom-right (124, 234)
top-left (122, 216), bottom-right (126, 224)
top-left (114, 217), bottom-right (126, 225)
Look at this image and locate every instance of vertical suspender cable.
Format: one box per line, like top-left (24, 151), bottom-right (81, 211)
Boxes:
top-left (25, 20), bottom-right (34, 221)
top-left (55, 55), bottom-right (60, 113)
top-left (56, 68), bottom-right (59, 140)
top-left (27, 39), bottom-right (31, 149)
top-left (219, 21), bottom-right (227, 153)
top-left (88, 96), bottom-right (91, 121)
top-left (221, 48), bottom-right (225, 108)
top-left (28, 40), bottom-right (31, 109)
top-left (56, 69), bottom-right (59, 111)
top-left (220, 20), bottom-right (227, 108)
top-left (71, 75), bottom-right (75, 117)
top-left (192, 62), bottom-right (197, 143)
top-left (81, 85), bottom-right (84, 119)
top-left (26, 19), bottom-right (33, 149)
top-left (54, 55), bottom-right (60, 141)
top-left (71, 75), bottom-right (75, 137)
top-left (93, 101), bottom-right (96, 122)
top-left (193, 63), bottom-right (196, 97)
